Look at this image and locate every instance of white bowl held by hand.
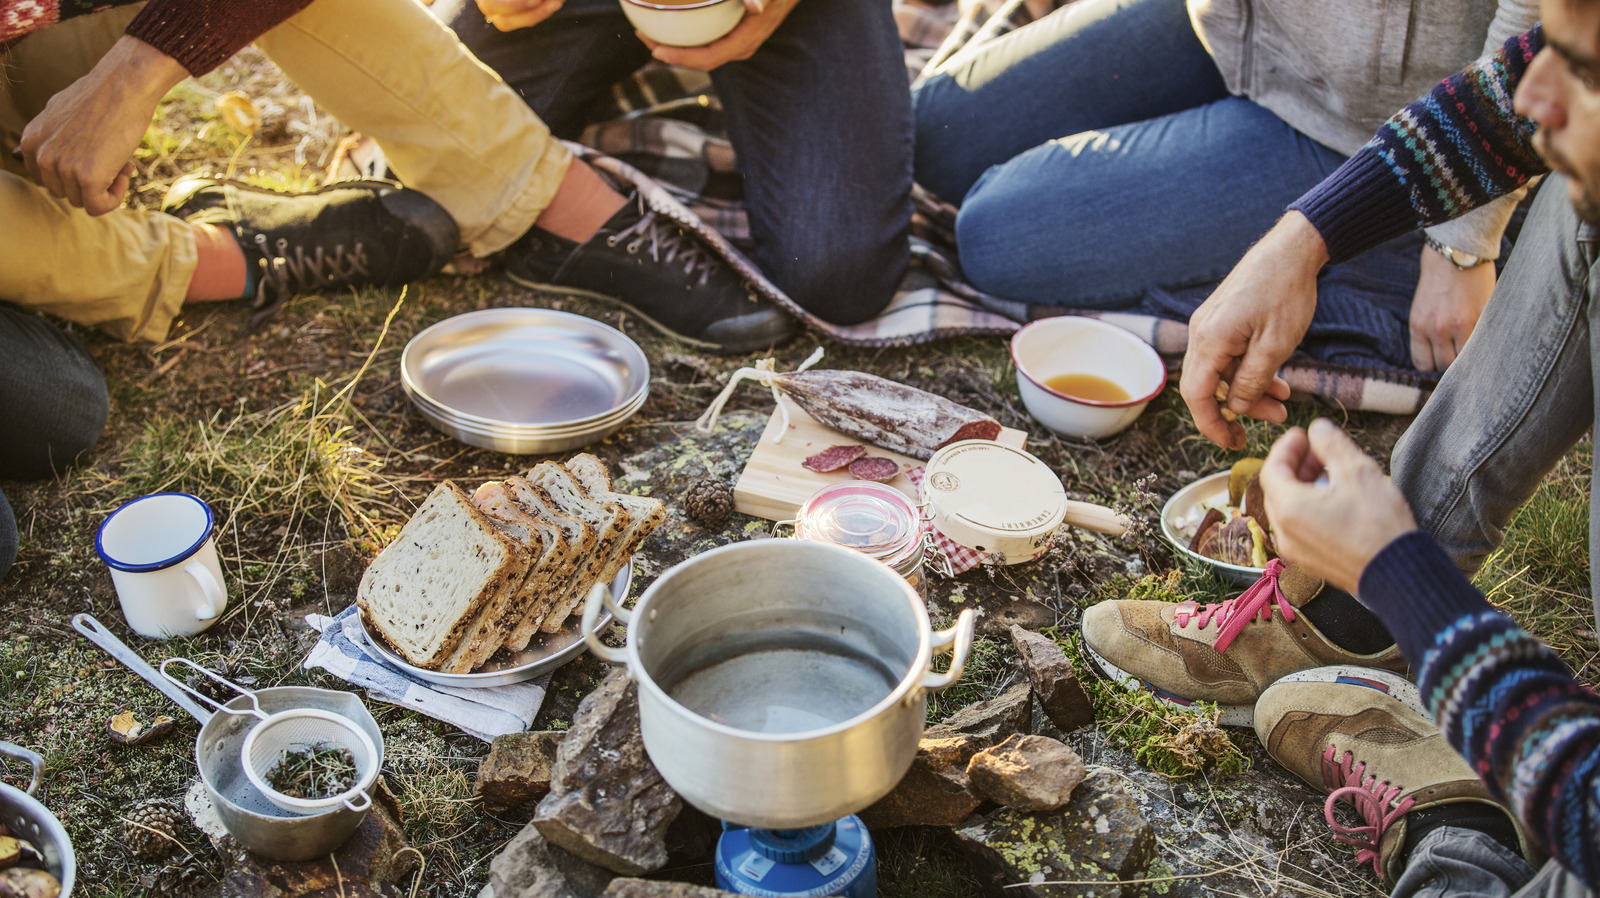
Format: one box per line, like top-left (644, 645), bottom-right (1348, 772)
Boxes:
top-left (1010, 316), bottom-right (1167, 440)
top-left (620, 0), bottom-right (744, 47)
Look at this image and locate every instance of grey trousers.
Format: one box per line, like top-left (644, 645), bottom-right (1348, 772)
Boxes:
top-left (1389, 177), bottom-right (1600, 897)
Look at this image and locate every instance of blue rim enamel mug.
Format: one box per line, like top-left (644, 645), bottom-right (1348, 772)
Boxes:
top-left (95, 492), bottom-right (227, 638)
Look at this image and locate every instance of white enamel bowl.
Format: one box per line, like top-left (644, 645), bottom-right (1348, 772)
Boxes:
top-left (619, 0), bottom-right (744, 47)
top-left (1010, 316), bottom-right (1167, 440)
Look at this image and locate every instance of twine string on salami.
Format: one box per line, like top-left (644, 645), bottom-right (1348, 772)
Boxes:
top-left (694, 347), bottom-right (1001, 461)
top-left (695, 346), bottom-right (827, 443)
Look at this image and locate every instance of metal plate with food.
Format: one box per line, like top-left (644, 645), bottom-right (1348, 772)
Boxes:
top-left (361, 562), bottom-right (632, 688)
top-left (1160, 472), bottom-right (1269, 587)
top-left (401, 308), bottom-right (649, 430)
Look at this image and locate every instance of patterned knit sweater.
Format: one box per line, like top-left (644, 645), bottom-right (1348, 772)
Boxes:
top-left (2, 0), bottom-right (313, 76)
top-left (1290, 26), bottom-right (1549, 263)
top-left (1361, 534), bottom-right (1600, 889)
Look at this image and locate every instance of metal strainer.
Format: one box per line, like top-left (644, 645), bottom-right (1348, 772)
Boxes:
top-left (160, 658), bottom-right (379, 815)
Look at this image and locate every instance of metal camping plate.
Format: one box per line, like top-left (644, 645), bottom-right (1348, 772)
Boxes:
top-left (1160, 471), bottom-right (1267, 587)
top-left (360, 562), bottom-right (632, 687)
top-left (402, 308), bottom-right (649, 430)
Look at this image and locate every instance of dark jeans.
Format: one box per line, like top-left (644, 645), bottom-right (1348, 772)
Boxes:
top-left (0, 302), bottom-right (109, 578)
top-left (431, 0), bottom-right (914, 325)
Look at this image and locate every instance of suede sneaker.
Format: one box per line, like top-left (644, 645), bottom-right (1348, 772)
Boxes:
top-left (163, 175), bottom-right (459, 322)
top-left (1079, 559), bottom-right (1409, 726)
top-left (1254, 668), bottom-right (1531, 883)
top-left (502, 192), bottom-right (797, 354)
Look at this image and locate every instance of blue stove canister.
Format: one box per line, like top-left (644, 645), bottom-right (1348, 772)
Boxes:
top-left (714, 816), bottom-right (877, 898)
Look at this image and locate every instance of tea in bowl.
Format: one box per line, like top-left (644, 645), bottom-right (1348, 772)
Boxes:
top-left (1010, 316), bottom-right (1167, 439)
top-left (620, 0), bottom-right (744, 47)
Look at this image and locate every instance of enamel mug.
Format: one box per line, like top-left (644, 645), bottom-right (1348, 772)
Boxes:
top-left (95, 492), bottom-right (227, 638)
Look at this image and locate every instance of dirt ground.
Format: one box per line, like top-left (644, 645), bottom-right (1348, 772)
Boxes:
top-left (0, 48), bottom-right (1432, 898)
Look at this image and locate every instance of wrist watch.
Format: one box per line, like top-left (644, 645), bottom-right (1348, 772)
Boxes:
top-left (1424, 235), bottom-right (1494, 270)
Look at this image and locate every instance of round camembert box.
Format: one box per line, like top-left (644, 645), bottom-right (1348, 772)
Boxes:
top-left (923, 440), bottom-right (1067, 564)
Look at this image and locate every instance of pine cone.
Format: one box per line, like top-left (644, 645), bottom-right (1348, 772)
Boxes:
top-left (683, 477), bottom-right (735, 529)
top-left (123, 799), bottom-right (187, 860)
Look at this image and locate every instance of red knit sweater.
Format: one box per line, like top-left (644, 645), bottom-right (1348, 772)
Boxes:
top-left (2, 0), bottom-right (314, 76)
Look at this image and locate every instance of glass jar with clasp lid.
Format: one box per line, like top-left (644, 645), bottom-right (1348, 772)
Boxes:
top-left (786, 481), bottom-right (937, 599)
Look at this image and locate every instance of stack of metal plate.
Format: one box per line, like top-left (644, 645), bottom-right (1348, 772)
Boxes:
top-left (402, 308), bottom-right (649, 455)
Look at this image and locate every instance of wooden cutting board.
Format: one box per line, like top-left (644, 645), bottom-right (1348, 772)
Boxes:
top-left (732, 397), bottom-right (1027, 522)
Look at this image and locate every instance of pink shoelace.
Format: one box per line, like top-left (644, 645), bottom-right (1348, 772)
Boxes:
top-left (1320, 743), bottom-right (1416, 879)
top-left (1171, 558), bottom-right (1291, 654)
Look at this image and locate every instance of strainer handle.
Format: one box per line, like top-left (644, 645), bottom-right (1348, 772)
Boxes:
top-left (343, 790), bottom-right (372, 813)
top-left (0, 741), bottom-right (44, 796)
top-left (158, 657), bottom-right (267, 720)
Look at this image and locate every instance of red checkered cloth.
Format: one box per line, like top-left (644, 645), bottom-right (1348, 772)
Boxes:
top-left (906, 466), bottom-right (989, 576)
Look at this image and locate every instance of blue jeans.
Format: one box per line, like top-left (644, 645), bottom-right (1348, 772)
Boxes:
top-left (0, 302), bottom-right (109, 579)
top-left (431, 0), bottom-right (913, 325)
top-left (912, 0), bottom-right (1399, 311)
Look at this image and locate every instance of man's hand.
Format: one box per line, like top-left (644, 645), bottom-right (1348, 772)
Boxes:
top-left (20, 35), bottom-right (186, 216)
top-left (1259, 418), bottom-right (1418, 595)
top-left (1408, 244), bottom-right (1495, 371)
top-left (642, 0), bottom-right (796, 71)
top-left (477, 0), bottom-right (564, 31)
top-left (1180, 212), bottom-right (1328, 449)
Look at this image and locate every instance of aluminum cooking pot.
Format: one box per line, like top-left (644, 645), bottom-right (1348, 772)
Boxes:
top-left (0, 742), bottom-right (75, 898)
top-left (582, 539), bottom-right (975, 829)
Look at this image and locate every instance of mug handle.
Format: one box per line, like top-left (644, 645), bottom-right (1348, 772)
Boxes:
top-left (184, 558), bottom-right (225, 621)
top-left (918, 608), bottom-right (976, 693)
top-left (581, 581), bottom-right (629, 665)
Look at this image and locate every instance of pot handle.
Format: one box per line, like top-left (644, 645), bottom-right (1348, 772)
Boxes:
top-left (581, 581), bottom-right (628, 665)
top-left (0, 741), bottom-right (44, 796)
top-left (918, 608), bottom-right (976, 693)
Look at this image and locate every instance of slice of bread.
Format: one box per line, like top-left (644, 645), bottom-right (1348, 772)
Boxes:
top-left (464, 480), bottom-right (569, 669)
top-left (526, 462), bottom-right (633, 634)
top-left (500, 476), bottom-right (597, 651)
top-left (565, 454), bottom-right (667, 585)
top-left (357, 481), bottom-right (528, 671)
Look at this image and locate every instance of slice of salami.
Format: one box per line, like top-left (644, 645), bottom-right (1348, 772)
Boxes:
top-left (803, 444), bottom-right (867, 473)
top-left (849, 456), bottom-right (900, 483)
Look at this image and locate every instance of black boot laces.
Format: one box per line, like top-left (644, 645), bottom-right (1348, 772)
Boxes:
top-left (251, 232), bottom-right (371, 309)
top-left (604, 204), bottom-right (723, 286)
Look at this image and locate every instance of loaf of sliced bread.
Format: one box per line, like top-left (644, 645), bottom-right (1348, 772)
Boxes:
top-left (526, 462), bottom-right (633, 634)
top-left (500, 476), bottom-right (597, 650)
top-left (565, 454), bottom-right (667, 585)
top-left (357, 481), bottom-right (529, 671)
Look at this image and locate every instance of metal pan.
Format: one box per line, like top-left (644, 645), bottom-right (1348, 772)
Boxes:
top-left (0, 742), bottom-right (74, 898)
top-left (359, 562), bottom-right (631, 687)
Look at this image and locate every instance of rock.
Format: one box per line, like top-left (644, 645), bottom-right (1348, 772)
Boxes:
top-left (663, 802), bottom-right (721, 868)
top-left (953, 768), bottom-right (1155, 898)
top-left (478, 731), bottom-right (564, 809)
top-left (967, 734), bottom-right (1086, 812)
top-left (858, 734), bottom-right (986, 829)
top-left (603, 878), bottom-right (739, 897)
top-left (1010, 626), bottom-right (1095, 734)
top-left (925, 681), bottom-right (1033, 744)
top-left (221, 779), bottom-right (415, 898)
top-left (487, 822), bottom-right (616, 898)
top-left (534, 669), bottom-right (682, 875)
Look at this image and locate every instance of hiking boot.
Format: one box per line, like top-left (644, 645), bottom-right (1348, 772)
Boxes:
top-left (1254, 668), bottom-right (1530, 882)
top-left (162, 175), bottom-right (459, 321)
top-left (1080, 559), bottom-right (1409, 726)
top-left (502, 192), bottom-right (798, 354)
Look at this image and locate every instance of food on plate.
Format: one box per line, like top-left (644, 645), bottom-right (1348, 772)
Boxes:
top-left (358, 454), bottom-right (664, 673)
top-left (802, 444), bottom-right (867, 473)
top-left (848, 456), bottom-right (900, 483)
top-left (696, 351), bottom-right (1001, 461)
top-left (1184, 458), bottom-right (1278, 568)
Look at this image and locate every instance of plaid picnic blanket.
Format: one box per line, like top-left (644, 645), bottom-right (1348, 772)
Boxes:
top-left (567, 0), bottom-right (1436, 416)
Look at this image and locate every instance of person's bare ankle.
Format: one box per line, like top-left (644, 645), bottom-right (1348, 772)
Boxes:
top-left (533, 159), bottom-right (627, 244)
top-left (184, 222), bottom-right (248, 302)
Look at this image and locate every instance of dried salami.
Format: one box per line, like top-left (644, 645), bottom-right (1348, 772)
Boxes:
top-left (695, 349), bottom-right (1003, 461)
top-left (803, 444), bottom-right (867, 473)
top-left (849, 456), bottom-right (900, 483)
